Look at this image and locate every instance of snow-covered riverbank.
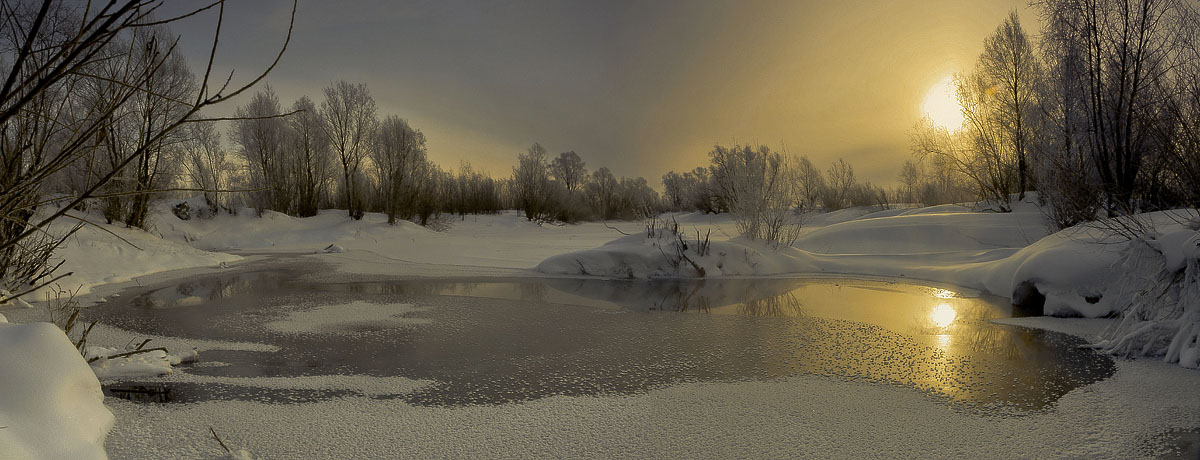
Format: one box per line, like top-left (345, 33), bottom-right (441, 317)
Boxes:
top-left (2, 198), bottom-right (1198, 459)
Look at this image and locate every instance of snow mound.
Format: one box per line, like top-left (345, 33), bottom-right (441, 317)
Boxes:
top-left (84, 346), bottom-right (199, 379)
top-left (322, 244), bottom-right (346, 253)
top-left (0, 322), bottom-right (113, 460)
top-left (537, 231), bottom-right (818, 279)
top-left (795, 208), bottom-right (1047, 255)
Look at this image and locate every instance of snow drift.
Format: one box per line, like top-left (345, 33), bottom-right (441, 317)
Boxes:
top-left (0, 322), bottom-right (113, 460)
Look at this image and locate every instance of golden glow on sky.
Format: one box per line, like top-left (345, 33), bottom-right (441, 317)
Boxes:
top-left (930, 303), bottom-right (958, 329)
top-left (922, 77), bottom-right (965, 132)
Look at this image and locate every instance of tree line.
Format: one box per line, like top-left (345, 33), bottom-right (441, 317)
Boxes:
top-left (911, 1), bottom-right (1200, 229)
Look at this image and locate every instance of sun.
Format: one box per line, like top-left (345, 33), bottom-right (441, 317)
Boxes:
top-left (921, 77), bottom-right (964, 132)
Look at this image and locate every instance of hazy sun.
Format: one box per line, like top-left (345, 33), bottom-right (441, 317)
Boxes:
top-left (922, 77), bottom-right (964, 132)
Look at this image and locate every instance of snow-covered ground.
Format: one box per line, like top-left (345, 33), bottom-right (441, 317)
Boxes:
top-left (2, 197), bottom-right (1198, 459)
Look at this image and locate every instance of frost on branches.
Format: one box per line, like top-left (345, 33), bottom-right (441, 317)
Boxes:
top-left (1097, 227), bottom-right (1200, 369)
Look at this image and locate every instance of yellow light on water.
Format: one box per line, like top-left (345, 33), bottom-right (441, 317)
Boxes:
top-left (930, 303), bottom-right (957, 329)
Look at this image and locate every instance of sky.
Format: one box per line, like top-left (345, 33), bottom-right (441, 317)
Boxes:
top-left (160, 0), bottom-right (1035, 187)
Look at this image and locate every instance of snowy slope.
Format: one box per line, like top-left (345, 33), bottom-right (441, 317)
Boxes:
top-left (537, 203), bottom-right (1200, 319)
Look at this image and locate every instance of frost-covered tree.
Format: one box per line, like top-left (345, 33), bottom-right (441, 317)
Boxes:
top-left (321, 81), bottom-right (377, 220)
top-left (286, 96), bottom-right (333, 217)
top-left (709, 144), bottom-right (803, 245)
top-left (820, 158), bottom-right (856, 211)
top-left (586, 166), bottom-right (619, 220)
top-left (794, 155), bottom-right (825, 209)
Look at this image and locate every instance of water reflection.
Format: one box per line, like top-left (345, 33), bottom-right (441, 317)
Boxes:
top-left (930, 303), bottom-right (957, 328)
top-left (89, 267), bottom-right (1115, 411)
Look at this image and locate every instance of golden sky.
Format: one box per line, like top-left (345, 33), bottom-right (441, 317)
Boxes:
top-left (165, 0), bottom-right (1034, 186)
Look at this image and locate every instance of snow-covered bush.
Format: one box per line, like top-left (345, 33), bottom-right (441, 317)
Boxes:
top-left (710, 144), bottom-right (803, 246)
top-left (1095, 226), bottom-right (1200, 368)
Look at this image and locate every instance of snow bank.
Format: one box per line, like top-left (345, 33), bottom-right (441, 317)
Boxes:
top-left (0, 322), bottom-right (113, 460)
top-left (1093, 224), bottom-right (1200, 368)
top-left (33, 208), bottom-right (240, 302)
top-left (155, 203), bottom-right (650, 272)
top-left (537, 230), bottom-right (819, 279)
top-left (536, 204), bottom-right (1200, 325)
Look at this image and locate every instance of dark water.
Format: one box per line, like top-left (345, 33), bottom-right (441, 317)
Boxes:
top-left (89, 262), bottom-right (1115, 410)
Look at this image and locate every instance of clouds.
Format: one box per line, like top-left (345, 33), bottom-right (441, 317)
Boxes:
top-left (160, 0), bottom-right (1029, 184)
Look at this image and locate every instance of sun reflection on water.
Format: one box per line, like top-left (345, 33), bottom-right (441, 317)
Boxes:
top-left (930, 303), bottom-right (957, 328)
top-left (933, 289), bottom-right (957, 299)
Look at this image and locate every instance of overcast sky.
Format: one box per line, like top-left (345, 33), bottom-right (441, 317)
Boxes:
top-left (160, 0), bottom-right (1034, 186)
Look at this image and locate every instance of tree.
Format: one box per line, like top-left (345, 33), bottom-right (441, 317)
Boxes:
top-left (586, 167), bottom-right (619, 219)
top-left (910, 12), bottom-right (1039, 211)
top-left (979, 11), bottom-right (1040, 199)
top-left (231, 85), bottom-right (288, 215)
top-left (122, 27), bottom-right (197, 229)
top-left (794, 155), bottom-right (825, 209)
top-left (821, 158), bottom-right (856, 210)
top-left (372, 115), bottom-right (427, 224)
top-left (0, 0), bottom-right (295, 302)
top-left (708, 144), bottom-right (803, 245)
top-left (180, 117), bottom-right (229, 214)
top-left (550, 150), bottom-right (587, 193)
top-left (287, 96), bottom-right (332, 217)
top-left (1036, 0), bottom-right (1181, 215)
top-left (512, 143), bottom-right (552, 221)
top-left (321, 81), bottom-right (377, 220)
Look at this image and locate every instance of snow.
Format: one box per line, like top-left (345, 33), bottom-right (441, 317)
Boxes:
top-left (84, 346), bottom-right (199, 379)
top-left (102, 358), bottom-right (1200, 459)
top-left (154, 206), bottom-right (647, 275)
top-left (2, 196), bottom-right (1198, 457)
top-left (0, 322), bottom-right (113, 460)
top-left (538, 204), bottom-right (1200, 321)
top-left (33, 207), bottom-right (241, 302)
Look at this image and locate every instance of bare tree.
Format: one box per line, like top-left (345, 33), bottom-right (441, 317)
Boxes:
top-left (1036, 0), bottom-right (1181, 215)
top-left (179, 117), bottom-right (228, 214)
top-left (287, 96), bottom-right (331, 217)
top-left (321, 80), bottom-right (377, 220)
top-left (372, 115), bottom-right (426, 224)
top-left (231, 85), bottom-right (288, 215)
top-left (0, 0), bottom-right (295, 302)
top-left (118, 26), bottom-right (198, 228)
top-left (980, 11), bottom-right (1040, 199)
top-left (821, 158), bottom-right (856, 210)
top-left (512, 143), bottom-right (552, 221)
top-left (550, 150), bottom-right (587, 194)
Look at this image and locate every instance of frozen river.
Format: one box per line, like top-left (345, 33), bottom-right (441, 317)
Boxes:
top-left (88, 259), bottom-right (1114, 412)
